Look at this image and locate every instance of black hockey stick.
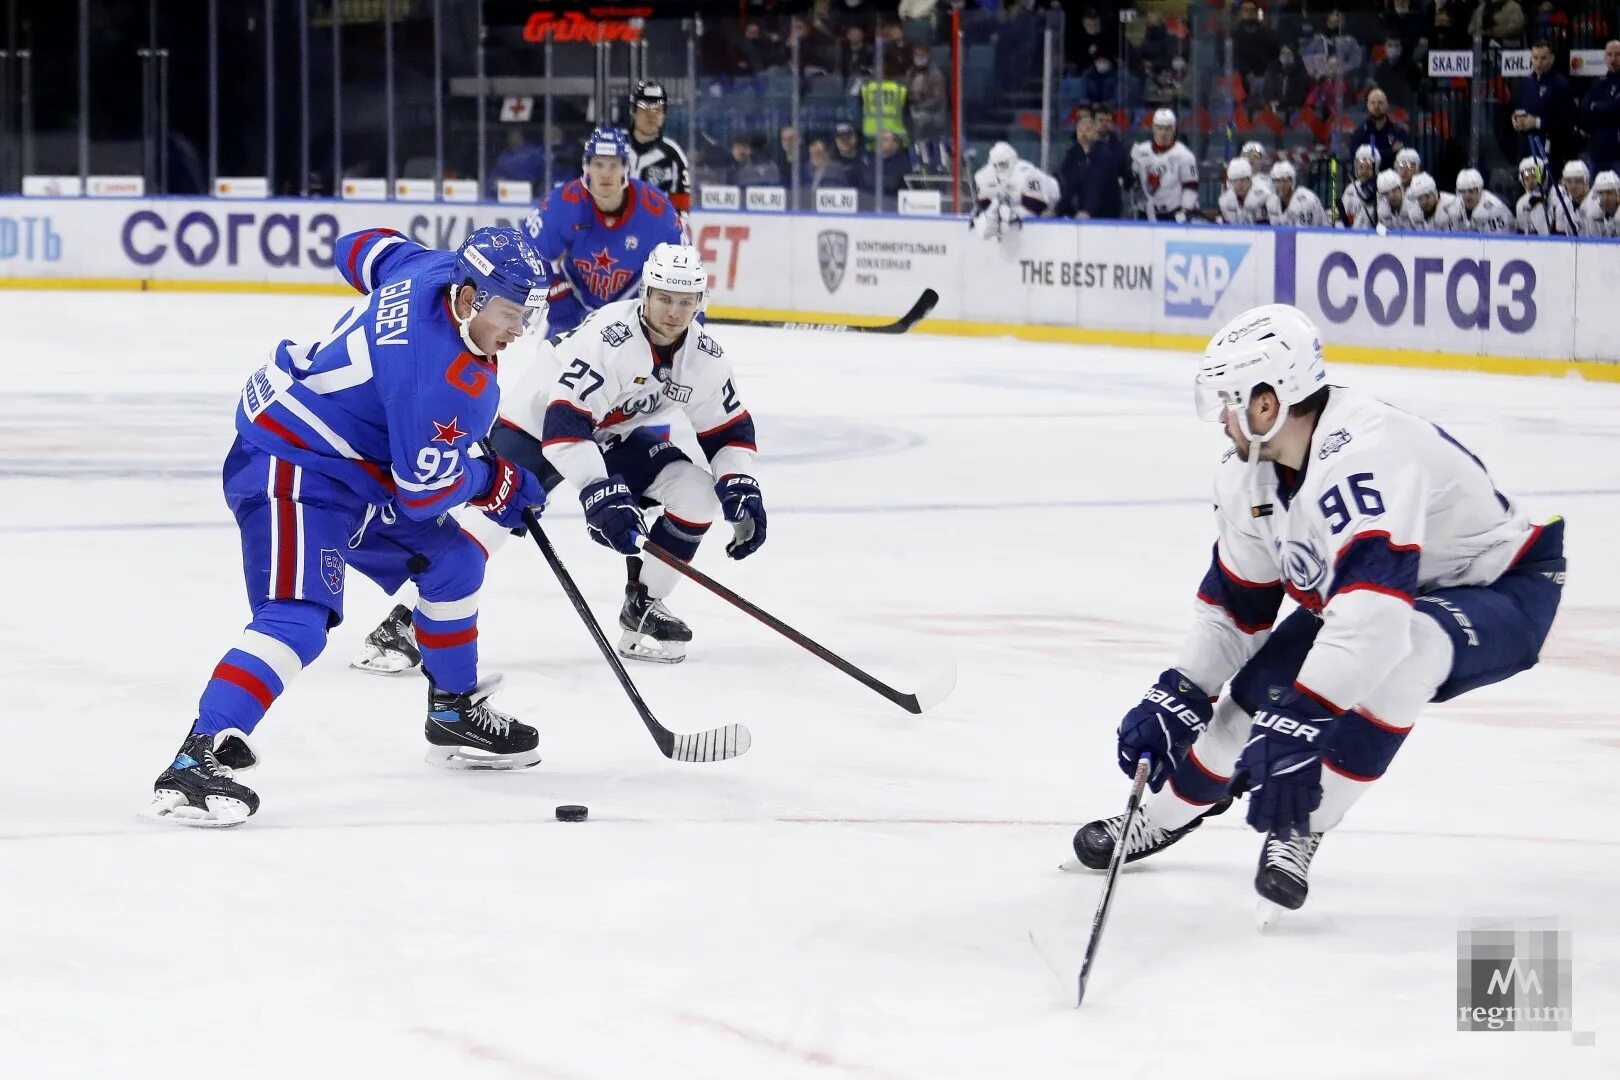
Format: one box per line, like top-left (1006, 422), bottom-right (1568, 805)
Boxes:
top-left (706, 288), bottom-right (938, 335)
top-left (637, 538), bottom-right (956, 714)
top-left (521, 509), bottom-right (750, 763)
top-left (1076, 753), bottom-right (1151, 1008)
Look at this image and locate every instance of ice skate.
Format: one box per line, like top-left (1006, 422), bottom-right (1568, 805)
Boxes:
top-left (351, 603), bottom-right (422, 676)
top-left (1069, 797), bottom-right (1231, 870)
top-left (617, 581), bottom-right (692, 664)
top-left (1255, 828), bottom-right (1322, 911)
top-left (425, 674), bottom-right (540, 770)
top-left (143, 729), bottom-right (261, 828)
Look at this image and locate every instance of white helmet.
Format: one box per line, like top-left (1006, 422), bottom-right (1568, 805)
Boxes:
top-left (1153, 108), bottom-right (1178, 130)
top-left (1518, 156), bottom-right (1541, 180)
top-left (1196, 304), bottom-right (1328, 448)
top-left (1596, 170), bottom-right (1620, 193)
top-left (1227, 158), bottom-right (1253, 182)
top-left (1270, 161), bottom-right (1297, 183)
top-left (1408, 172), bottom-right (1438, 199)
top-left (989, 141), bottom-right (1017, 174)
top-left (1395, 147), bottom-right (1421, 171)
top-left (1455, 168), bottom-right (1484, 192)
top-left (1241, 140), bottom-right (1266, 159)
top-left (1564, 159), bottom-right (1592, 183)
top-left (1376, 168), bottom-right (1401, 195)
top-left (641, 242), bottom-right (708, 303)
top-left (1353, 144), bottom-right (1378, 167)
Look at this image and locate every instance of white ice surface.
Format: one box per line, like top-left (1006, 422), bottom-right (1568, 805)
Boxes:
top-left (1, 291), bottom-right (1617, 1077)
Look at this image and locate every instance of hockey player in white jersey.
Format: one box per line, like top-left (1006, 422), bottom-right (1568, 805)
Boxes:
top-left (1549, 159), bottom-right (1591, 235)
top-left (1264, 162), bottom-right (1328, 226)
top-left (1241, 141), bottom-right (1274, 200)
top-left (1515, 157), bottom-right (1551, 235)
top-left (1354, 169), bottom-right (1405, 232)
top-left (1394, 146), bottom-right (1421, 189)
top-left (1072, 304), bottom-right (1565, 910)
top-left (1218, 159), bottom-right (1269, 224)
top-left (1130, 109), bottom-right (1200, 221)
top-left (1585, 170), bottom-right (1620, 236)
top-left (1336, 145), bottom-right (1378, 226)
top-left (971, 141), bottom-right (1059, 240)
top-left (1450, 168), bottom-right (1514, 233)
top-left (1403, 172), bottom-right (1458, 231)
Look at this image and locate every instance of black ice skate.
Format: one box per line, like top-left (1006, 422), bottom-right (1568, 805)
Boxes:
top-left (351, 603), bottom-right (422, 676)
top-left (1072, 797), bottom-right (1232, 870)
top-left (425, 674), bottom-right (540, 770)
top-left (143, 729), bottom-right (261, 828)
top-left (617, 581), bottom-right (692, 664)
top-left (1255, 828), bottom-right (1323, 910)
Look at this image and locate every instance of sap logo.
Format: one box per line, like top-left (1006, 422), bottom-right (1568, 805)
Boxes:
top-left (1164, 241), bottom-right (1250, 318)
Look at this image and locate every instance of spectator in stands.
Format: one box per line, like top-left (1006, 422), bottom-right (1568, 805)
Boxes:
top-left (1349, 87), bottom-right (1410, 169)
top-left (1233, 2), bottom-right (1277, 92)
top-left (876, 131), bottom-right (911, 204)
top-left (1261, 45), bottom-right (1310, 117)
top-left (1147, 57), bottom-right (1189, 109)
top-left (908, 43), bottom-right (950, 172)
top-left (1079, 52), bottom-right (1124, 109)
top-left (1428, 3), bottom-right (1471, 51)
top-left (841, 24), bottom-right (875, 82)
top-left (1371, 34), bottom-right (1418, 108)
top-left (790, 15), bottom-right (838, 76)
top-left (1136, 10), bottom-right (1178, 76)
top-left (728, 136), bottom-right (781, 187)
top-left (776, 126), bottom-right (807, 191)
top-left (1055, 108), bottom-right (1126, 219)
top-left (831, 120), bottom-right (873, 184)
top-left (1302, 10), bottom-right (1366, 84)
top-left (1068, 8), bottom-right (1113, 70)
top-left (990, 0), bottom-right (1039, 107)
top-left (1512, 39), bottom-right (1578, 172)
top-left (807, 139), bottom-right (851, 190)
top-left (1582, 40), bottom-right (1620, 175)
top-left (1383, 0), bottom-right (1426, 56)
top-left (735, 22), bottom-right (784, 83)
top-left (1305, 56), bottom-right (1352, 121)
top-left (899, 0), bottom-right (939, 45)
top-left (1471, 0), bottom-right (1528, 46)
top-left (490, 128), bottom-right (544, 197)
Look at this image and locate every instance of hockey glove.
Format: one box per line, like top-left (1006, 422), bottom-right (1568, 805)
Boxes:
top-left (1229, 687), bottom-right (1336, 835)
top-left (580, 476), bottom-right (644, 555)
top-left (715, 473), bottom-right (767, 560)
top-left (468, 456), bottom-right (546, 530)
top-left (1116, 669), bottom-right (1214, 792)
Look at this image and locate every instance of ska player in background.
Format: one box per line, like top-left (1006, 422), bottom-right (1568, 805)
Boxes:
top-left (144, 227), bottom-right (552, 827)
top-left (1403, 172), bottom-right (1459, 231)
top-left (1218, 158), bottom-right (1269, 224)
top-left (1337, 145), bottom-right (1378, 227)
top-left (970, 141), bottom-right (1059, 240)
top-left (359, 244), bottom-right (762, 669)
top-left (1515, 157), bottom-right (1552, 235)
top-left (1130, 108), bottom-right (1199, 222)
top-left (1357, 168), bottom-right (1407, 232)
top-left (1449, 169), bottom-right (1514, 233)
top-left (525, 127), bottom-right (684, 338)
top-left (624, 80), bottom-right (693, 232)
top-left (1072, 304), bottom-right (1565, 911)
top-left (1264, 161), bottom-right (1329, 226)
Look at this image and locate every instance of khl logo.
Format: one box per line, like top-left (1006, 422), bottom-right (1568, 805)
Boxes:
top-left (1164, 241), bottom-right (1249, 318)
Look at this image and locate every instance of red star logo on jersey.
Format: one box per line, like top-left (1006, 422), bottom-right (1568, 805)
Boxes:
top-left (590, 247), bottom-right (617, 272)
top-left (430, 417), bottom-right (467, 446)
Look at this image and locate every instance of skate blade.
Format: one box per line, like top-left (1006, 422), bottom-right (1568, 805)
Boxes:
top-left (1254, 898), bottom-right (1287, 932)
top-left (424, 745), bottom-right (541, 771)
top-left (350, 647), bottom-right (420, 676)
top-left (616, 630), bottom-right (686, 665)
top-left (1057, 858), bottom-right (1091, 873)
top-left (139, 790), bottom-right (253, 829)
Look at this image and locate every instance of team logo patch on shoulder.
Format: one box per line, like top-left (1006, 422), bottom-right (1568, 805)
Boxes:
top-left (320, 549), bottom-right (346, 595)
top-left (431, 417), bottom-right (467, 446)
top-left (1318, 428), bottom-right (1353, 460)
top-left (601, 321), bottom-right (632, 346)
top-left (697, 332), bottom-right (722, 358)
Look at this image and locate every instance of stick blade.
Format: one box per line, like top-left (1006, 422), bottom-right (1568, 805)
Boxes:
top-left (904, 662), bottom-right (957, 714)
top-left (668, 723), bottom-right (753, 763)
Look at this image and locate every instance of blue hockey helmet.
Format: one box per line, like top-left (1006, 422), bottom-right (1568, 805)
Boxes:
top-left (452, 226), bottom-right (549, 335)
top-left (581, 126), bottom-right (630, 173)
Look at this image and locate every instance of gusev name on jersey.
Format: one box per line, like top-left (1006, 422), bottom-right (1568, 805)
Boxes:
top-left (499, 296), bottom-right (757, 488)
top-left (1176, 386), bottom-right (1538, 717)
top-left (525, 177), bottom-right (683, 315)
top-left (234, 228), bottom-right (509, 520)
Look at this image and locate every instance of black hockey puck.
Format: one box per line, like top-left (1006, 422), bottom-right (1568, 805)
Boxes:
top-left (555, 804), bottom-right (589, 822)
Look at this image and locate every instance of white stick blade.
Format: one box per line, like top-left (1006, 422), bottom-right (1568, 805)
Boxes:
top-left (910, 663), bottom-right (957, 713)
top-left (673, 723), bottom-right (752, 762)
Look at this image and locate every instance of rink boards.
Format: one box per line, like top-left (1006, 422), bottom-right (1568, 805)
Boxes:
top-left (1, 195), bottom-right (1617, 378)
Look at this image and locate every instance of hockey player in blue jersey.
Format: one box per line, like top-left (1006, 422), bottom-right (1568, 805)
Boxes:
top-left (143, 226), bottom-right (551, 827)
top-left (526, 127), bottom-right (684, 337)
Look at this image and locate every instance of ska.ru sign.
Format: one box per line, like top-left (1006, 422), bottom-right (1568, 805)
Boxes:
top-left (1428, 50), bottom-right (1476, 77)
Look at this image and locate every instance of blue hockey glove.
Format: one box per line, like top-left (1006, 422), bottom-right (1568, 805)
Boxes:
top-left (1116, 669), bottom-right (1214, 792)
top-left (715, 473), bottom-right (767, 560)
top-left (468, 456), bottom-right (545, 530)
top-left (580, 476), bottom-right (643, 555)
top-left (1229, 687), bottom-right (1336, 835)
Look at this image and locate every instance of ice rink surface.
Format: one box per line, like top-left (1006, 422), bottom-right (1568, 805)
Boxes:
top-left (1, 290), bottom-right (1617, 1078)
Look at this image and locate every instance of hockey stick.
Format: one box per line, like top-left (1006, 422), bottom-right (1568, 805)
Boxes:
top-left (705, 288), bottom-right (938, 335)
top-left (1076, 752), bottom-right (1151, 1008)
top-left (637, 538), bottom-right (956, 715)
top-left (521, 509), bottom-right (751, 763)
top-left (1531, 134), bottom-right (1578, 235)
